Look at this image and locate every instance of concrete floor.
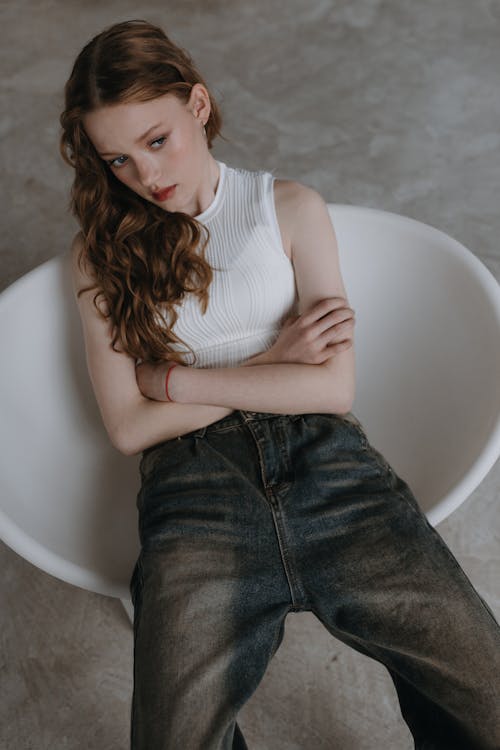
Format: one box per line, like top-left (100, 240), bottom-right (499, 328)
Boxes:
top-left (1, 1), bottom-right (499, 748)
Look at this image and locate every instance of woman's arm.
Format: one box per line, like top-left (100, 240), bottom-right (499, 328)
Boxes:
top-left (70, 233), bottom-right (236, 455)
top-left (282, 180), bottom-right (356, 405)
top-left (189, 181), bottom-right (356, 411)
top-left (73, 179), bottom-right (354, 455)
top-left (72, 228), bottom-right (304, 457)
top-left (181, 361), bottom-right (348, 412)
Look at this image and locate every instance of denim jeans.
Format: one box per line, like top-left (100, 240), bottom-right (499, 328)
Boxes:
top-left (129, 409), bottom-right (500, 749)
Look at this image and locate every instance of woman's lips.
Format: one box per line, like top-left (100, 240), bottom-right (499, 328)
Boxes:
top-left (153, 185), bottom-right (176, 201)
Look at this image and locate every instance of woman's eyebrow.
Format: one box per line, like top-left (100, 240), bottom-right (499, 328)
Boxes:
top-left (98, 122), bottom-right (163, 156)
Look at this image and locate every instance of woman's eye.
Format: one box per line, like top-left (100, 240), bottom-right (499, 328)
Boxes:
top-left (106, 137), bottom-right (166, 169)
top-left (108, 155), bottom-right (127, 169)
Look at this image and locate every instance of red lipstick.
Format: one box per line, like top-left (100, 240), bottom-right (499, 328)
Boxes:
top-left (153, 185), bottom-right (176, 201)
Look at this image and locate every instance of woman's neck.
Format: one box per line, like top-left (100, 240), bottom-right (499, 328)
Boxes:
top-left (191, 155), bottom-right (220, 217)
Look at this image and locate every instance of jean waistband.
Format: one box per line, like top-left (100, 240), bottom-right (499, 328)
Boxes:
top-left (141, 409), bottom-right (303, 459)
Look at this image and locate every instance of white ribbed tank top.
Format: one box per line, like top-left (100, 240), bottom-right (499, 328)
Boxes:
top-left (163, 160), bottom-right (299, 369)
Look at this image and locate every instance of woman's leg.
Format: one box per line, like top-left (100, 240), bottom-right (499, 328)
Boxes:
top-left (129, 421), bottom-right (293, 750)
top-left (286, 413), bottom-right (500, 750)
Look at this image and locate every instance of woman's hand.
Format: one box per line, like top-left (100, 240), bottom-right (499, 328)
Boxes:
top-left (136, 360), bottom-right (182, 402)
top-left (267, 297), bottom-right (355, 365)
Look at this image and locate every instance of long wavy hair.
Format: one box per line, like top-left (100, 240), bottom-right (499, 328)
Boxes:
top-left (59, 19), bottom-right (226, 365)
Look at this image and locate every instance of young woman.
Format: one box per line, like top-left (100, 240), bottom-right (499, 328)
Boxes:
top-left (60, 19), bottom-right (500, 750)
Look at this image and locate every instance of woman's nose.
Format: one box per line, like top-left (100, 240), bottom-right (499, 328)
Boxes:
top-left (136, 157), bottom-right (161, 189)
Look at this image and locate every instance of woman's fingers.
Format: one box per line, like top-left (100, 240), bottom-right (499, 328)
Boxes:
top-left (310, 296), bottom-right (351, 318)
top-left (314, 309), bottom-right (355, 342)
top-left (322, 317), bottom-right (355, 341)
top-left (275, 298), bottom-right (355, 366)
top-left (303, 297), bottom-right (355, 332)
top-left (314, 338), bottom-right (353, 363)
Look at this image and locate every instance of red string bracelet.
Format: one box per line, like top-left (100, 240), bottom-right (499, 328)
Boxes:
top-left (165, 364), bottom-right (178, 402)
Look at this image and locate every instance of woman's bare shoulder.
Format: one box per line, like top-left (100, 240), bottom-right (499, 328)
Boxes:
top-left (274, 179), bottom-right (324, 211)
top-left (273, 178), bottom-right (320, 204)
top-left (274, 180), bottom-right (325, 226)
top-left (273, 179), bottom-right (326, 262)
top-left (69, 230), bottom-right (111, 318)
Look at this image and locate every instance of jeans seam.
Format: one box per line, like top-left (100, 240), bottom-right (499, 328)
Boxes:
top-left (418, 512), bottom-right (500, 629)
top-left (378, 463), bottom-right (500, 630)
top-left (336, 414), bottom-right (371, 452)
top-left (267, 605), bottom-right (293, 659)
top-left (207, 414), bottom-right (301, 436)
top-left (209, 423), bottom-right (246, 435)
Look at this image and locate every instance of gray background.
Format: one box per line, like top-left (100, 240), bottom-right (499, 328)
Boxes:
top-left (1, 1), bottom-right (499, 748)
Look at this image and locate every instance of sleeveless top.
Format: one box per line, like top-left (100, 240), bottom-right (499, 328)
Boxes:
top-left (162, 160), bottom-right (299, 369)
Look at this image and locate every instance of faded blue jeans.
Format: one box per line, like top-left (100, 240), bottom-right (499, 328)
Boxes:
top-left (129, 410), bottom-right (500, 749)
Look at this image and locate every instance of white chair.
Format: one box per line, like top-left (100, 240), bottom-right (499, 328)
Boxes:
top-left (1, 205), bottom-right (499, 624)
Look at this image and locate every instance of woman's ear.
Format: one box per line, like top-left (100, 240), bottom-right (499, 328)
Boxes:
top-left (189, 82), bottom-right (211, 124)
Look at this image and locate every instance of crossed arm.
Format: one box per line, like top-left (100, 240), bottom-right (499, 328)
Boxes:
top-left (135, 347), bottom-right (352, 415)
top-left (134, 182), bottom-right (356, 428)
top-left (73, 182), bottom-right (355, 455)
top-left (118, 345), bottom-right (353, 456)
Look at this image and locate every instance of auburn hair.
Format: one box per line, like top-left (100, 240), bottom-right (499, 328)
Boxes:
top-left (59, 19), bottom-right (226, 365)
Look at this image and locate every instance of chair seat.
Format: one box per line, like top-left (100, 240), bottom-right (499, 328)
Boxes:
top-left (331, 205), bottom-right (500, 524)
top-left (1, 205), bottom-right (499, 600)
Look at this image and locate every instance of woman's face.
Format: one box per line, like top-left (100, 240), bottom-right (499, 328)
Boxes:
top-left (82, 84), bottom-right (212, 214)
